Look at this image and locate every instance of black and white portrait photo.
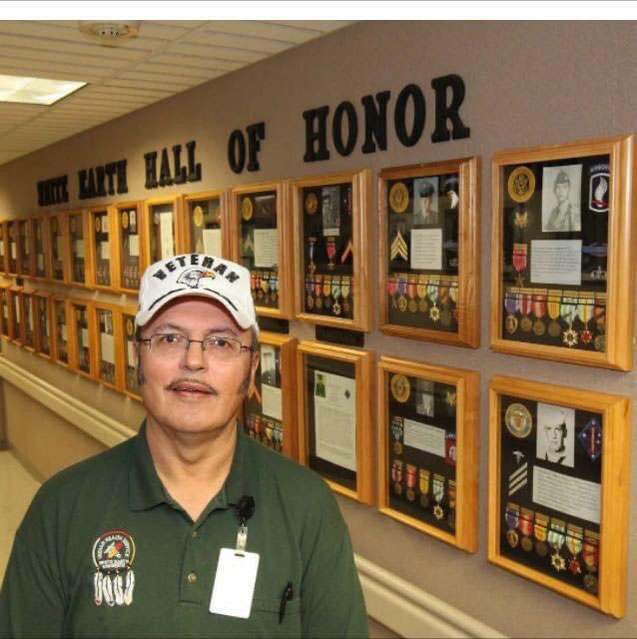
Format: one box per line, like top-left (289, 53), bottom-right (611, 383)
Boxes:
top-left (415, 379), bottom-right (435, 418)
top-left (541, 164), bottom-right (582, 232)
top-left (321, 185), bottom-right (341, 235)
top-left (536, 402), bottom-right (575, 468)
top-left (413, 177), bottom-right (439, 226)
top-left (260, 345), bottom-right (277, 386)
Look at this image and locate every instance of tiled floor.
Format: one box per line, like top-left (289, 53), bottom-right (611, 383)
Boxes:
top-left (0, 450), bottom-right (41, 583)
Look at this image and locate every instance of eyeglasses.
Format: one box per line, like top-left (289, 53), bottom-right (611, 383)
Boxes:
top-left (139, 333), bottom-right (253, 360)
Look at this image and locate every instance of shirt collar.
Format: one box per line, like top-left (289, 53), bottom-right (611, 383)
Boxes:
top-left (129, 420), bottom-right (251, 513)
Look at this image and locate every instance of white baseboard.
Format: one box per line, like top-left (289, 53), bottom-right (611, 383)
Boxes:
top-left (0, 357), bottom-right (505, 639)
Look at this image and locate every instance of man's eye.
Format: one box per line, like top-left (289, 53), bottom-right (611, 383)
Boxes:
top-left (209, 337), bottom-right (232, 349)
top-left (160, 334), bottom-right (183, 345)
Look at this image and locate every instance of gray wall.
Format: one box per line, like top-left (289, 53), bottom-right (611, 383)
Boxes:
top-left (0, 21), bottom-right (635, 637)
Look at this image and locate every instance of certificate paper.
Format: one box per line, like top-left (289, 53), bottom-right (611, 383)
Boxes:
top-left (532, 465), bottom-right (600, 524)
top-left (74, 240), bottom-right (84, 258)
top-left (313, 371), bottom-right (356, 472)
top-left (530, 239), bottom-right (582, 286)
top-left (128, 234), bottom-right (140, 257)
top-left (100, 333), bottom-right (115, 364)
top-left (203, 228), bottom-right (222, 256)
top-left (410, 228), bottom-right (443, 271)
top-left (253, 229), bottom-right (278, 268)
top-left (261, 383), bottom-right (282, 421)
top-left (403, 418), bottom-right (446, 457)
top-left (159, 211), bottom-right (175, 259)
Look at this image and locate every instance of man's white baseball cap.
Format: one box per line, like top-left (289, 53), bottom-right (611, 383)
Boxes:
top-left (135, 254), bottom-right (259, 333)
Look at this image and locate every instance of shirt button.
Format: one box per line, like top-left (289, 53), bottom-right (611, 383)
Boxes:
top-left (192, 531), bottom-right (199, 539)
top-left (187, 572), bottom-right (197, 583)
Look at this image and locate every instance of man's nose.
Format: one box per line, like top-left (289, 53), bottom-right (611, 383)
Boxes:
top-left (182, 340), bottom-right (206, 369)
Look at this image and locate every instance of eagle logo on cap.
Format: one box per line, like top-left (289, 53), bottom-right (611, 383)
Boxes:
top-left (177, 267), bottom-right (217, 289)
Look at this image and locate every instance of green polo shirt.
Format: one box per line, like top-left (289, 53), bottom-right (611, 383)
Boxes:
top-left (0, 424), bottom-right (368, 638)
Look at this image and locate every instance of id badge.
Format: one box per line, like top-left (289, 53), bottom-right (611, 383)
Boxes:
top-left (209, 548), bottom-right (260, 619)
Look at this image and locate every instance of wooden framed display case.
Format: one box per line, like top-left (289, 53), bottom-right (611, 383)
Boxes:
top-left (66, 210), bottom-right (91, 288)
top-left (0, 222), bottom-right (7, 274)
top-left (52, 296), bottom-right (72, 368)
top-left (488, 376), bottom-right (631, 618)
top-left (0, 284), bottom-right (9, 338)
top-left (69, 298), bottom-right (96, 378)
top-left (33, 290), bottom-right (53, 358)
top-left (94, 302), bottom-right (122, 390)
top-left (379, 157), bottom-right (480, 348)
top-left (47, 212), bottom-right (69, 285)
top-left (20, 290), bottom-right (35, 351)
top-left (7, 286), bottom-right (22, 344)
top-left (118, 305), bottom-right (141, 401)
top-left (230, 181), bottom-right (293, 319)
top-left (490, 135), bottom-right (635, 371)
top-left (182, 190), bottom-right (229, 257)
top-left (7, 221), bottom-right (18, 276)
top-left (113, 201), bottom-right (144, 294)
top-left (143, 195), bottom-right (182, 267)
top-left (292, 169), bottom-right (372, 331)
top-left (33, 216), bottom-right (50, 281)
top-left (378, 356), bottom-right (479, 552)
top-left (87, 205), bottom-right (116, 291)
top-left (243, 332), bottom-right (298, 460)
top-left (297, 340), bottom-right (375, 504)
top-left (17, 218), bottom-right (35, 279)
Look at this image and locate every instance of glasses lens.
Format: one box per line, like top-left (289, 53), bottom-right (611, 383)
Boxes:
top-left (204, 336), bottom-right (241, 358)
top-left (151, 334), bottom-right (187, 357)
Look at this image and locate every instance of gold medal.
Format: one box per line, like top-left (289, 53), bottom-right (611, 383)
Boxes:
top-left (389, 182), bottom-right (409, 213)
top-left (507, 166), bottom-right (536, 203)
top-left (193, 205), bottom-right (204, 227)
top-left (406, 488), bottom-right (415, 502)
top-left (398, 296), bottom-right (408, 313)
top-left (418, 298), bottom-right (428, 313)
top-left (390, 374), bottom-right (411, 403)
top-left (121, 210), bottom-right (129, 229)
top-left (548, 320), bottom-right (561, 337)
top-left (520, 316), bottom-right (533, 332)
top-left (95, 216), bottom-right (101, 233)
top-left (241, 197), bottom-right (253, 221)
top-left (505, 314), bottom-right (518, 334)
top-left (126, 319), bottom-right (134, 337)
top-left (393, 482), bottom-right (403, 495)
top-left (533, 319), bottom-right (546, 336)
top-left (408, 299), bottom-right (417, 313)
top-left (304, 192), bottom-right (318, 215)
top-left (440, 308), bottom-right (452, 326)
top-left (505, 403), bottom-right (533, 438)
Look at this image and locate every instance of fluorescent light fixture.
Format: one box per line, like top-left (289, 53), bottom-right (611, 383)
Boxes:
top-left (0, 74), bottom-right (86, 105)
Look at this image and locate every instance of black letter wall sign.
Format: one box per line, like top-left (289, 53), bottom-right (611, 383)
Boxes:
top-left (227, 122), bottom-right (266, 173)
top-left (144, 141), bottom-right (201, 189)
top-left (37, 176), bottom-right (69, 207)
top-left (430, 74), bottom-right (471, 143)
top-left (78, 159), bottom-right (128, 199)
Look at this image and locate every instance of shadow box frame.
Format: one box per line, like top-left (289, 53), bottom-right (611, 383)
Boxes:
top-left (33, 289), bottom-right (53, 359)
top-left (488, 375), bottom-right (631, 618)
top-left (142, 195), bottom-right (184, 270)
top-left (94, 301), bottom-right (124, 392)
top-left (244, 331), bottom-right (299, 461)
top-left (378, 356), bottom-right (480, 552)
top-left (378, 157), bottom-right (481, 348)
top-left (7, 220), bottom-right (18, 277)
top-left (0, 222), bottom-right (8, 275)
top-left (51, 295), bottom-right (72, 369)
top-left (229, 180), bottom-right (294, 320)
top-left (490, 134), bottom-right (635, 371)
top-left (17, 218), bottom-right (35, 280)
top-left (86, 204), bottom-right (116, 292)
top-left (7, 285), bottom-right (23, 345)
top-left (291, 169), bottom-right (372, 332)
top-left (181, 189), bottom-right (230, 257)
top-left (64, 209), bottom-right (92, 289)
top-left (0, 284), bottom-right (10, 339)
top-left (68, 297), bottom-right (97, 379)
top-left (118, 304), bottom-right (143, 402)
top-left (46, 212), bottom-right (70, 286)
top-left (19, 290), bottom-right (36, 352)
top-left (32, 215), bottom-right (51, 282)
top-left (296, 340), bottom-right (375, 505)
top-left (111, 200), bottom-right (145, 295)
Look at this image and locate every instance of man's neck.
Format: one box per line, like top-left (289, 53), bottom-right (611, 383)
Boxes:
top-left (145, 417), bottom-right (238, 521)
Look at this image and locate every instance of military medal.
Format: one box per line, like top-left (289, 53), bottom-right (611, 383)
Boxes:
top-left (405, 464), bottom-right (417, 501)
top-left (534, 512), bottom-right (549, 557)
top-left (532, 292), bottom-right (547, 336)
top-left (548, 518), bottom-right (567, 572)
top-left (519, 508), bottom-right (534, 552)
top-left (504, 291), bottom-right (518, 334)
top-left (407, 276), bottom-right (418, 313)
top-left (307, 236), bottom-right (317, 275)
top-left (512, 243), bottom-right (527, 287)
top-left (305, 191), bottom-right (318, 215)
top-left (269, 272), bottom-right (278, 304)
top-left (241, 196), bottom-right (253, 220)
top-left (391, 416), bottom-right (404, 454)
top-left (332, 276), bottom-right (342, 316)
top-left (582, 529), bottom-right (599, 594)
top-left (417, 275), bottom-right (428, 313)
top-left (305, 277), bottom-right (315, 310)
top-left (419, 469), bottom-right (430, 508)
top-left (397, 276), bottom-right (408, 313)
top-left (507, 166), bottom-right (536, 203)
top-left (314, 275), bottom-right (323, 310)
top-left (438, 283), bottom-right (452, 326)
top-left (547, 291), bottom-right (561, 337)
top-left (432, 474), bottom-right (445, 520)
top-left (565, 524), bottom-right (583, 575)
top-left (193, 205), bottom-right (204, 227)
top-left (390, 227), bottom-right (409, 262)
top-left (390, 374), bottom-right (411, 403)
top-left (326, 236), bottom-right (337, 269)
top-left (579, 296), bottom-right (594, 344)
top-left (447, 480), bottom-right (456, 529)
top-left (391, 459), bottom-right (404, 495)
top-left (341, 276), bottom-right (352, 314)
top-left (513, 207), bottom-right (529, 228)
top-left (505, 503), bottom-right (520, 548)
top-left (520, 291), bottom-right (533, 332)
top-left (427, 281), bottom-right (440, 322)
top-left (389, 181), bottom-right (409, 213)
top-left (504, 402), bottom-right (533, 439)
top-left (323, 275), bottom-right (332, 310)
top-left (388, 275), bottom-right (398, 309)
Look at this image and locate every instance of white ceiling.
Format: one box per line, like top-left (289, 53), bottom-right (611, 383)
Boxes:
top-left (0, 20), bottom-right (352, 166)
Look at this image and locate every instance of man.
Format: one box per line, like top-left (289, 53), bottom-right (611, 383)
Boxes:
top-left (543, 418), bottom-right (569, 465)
top-left (0, 254), bottom-right (368, 638)
top-left (545, 170), bottom-right (581, 232)
top-left (414, 181), bottom-right (437, 225)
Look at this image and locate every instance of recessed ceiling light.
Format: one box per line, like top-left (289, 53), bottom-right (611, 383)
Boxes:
top-left (0, 74), bottom-right (86, 105)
